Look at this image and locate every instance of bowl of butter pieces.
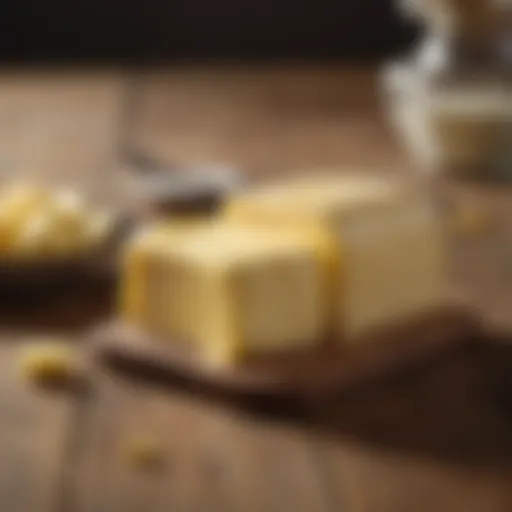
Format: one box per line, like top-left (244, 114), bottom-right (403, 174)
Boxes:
top-left (0, 182), bottom-right (124, 298)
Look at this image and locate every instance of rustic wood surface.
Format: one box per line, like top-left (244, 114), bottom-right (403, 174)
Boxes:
top-left (94, 307), bottom-right (480, 398)
top-left (0, 66), bottom-right (510, 512)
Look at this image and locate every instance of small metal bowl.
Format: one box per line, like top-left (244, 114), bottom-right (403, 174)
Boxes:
top-left (131, 164), bottom-right (246, 218)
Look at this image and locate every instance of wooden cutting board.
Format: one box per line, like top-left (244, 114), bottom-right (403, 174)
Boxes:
top-left (91, 306), bottom-right (482, 398)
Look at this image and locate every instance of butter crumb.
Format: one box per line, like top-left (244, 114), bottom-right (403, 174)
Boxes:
top-left (20, 343), bottom-right (77, 385)
top-left (451, 204), bottom-right (492, 237)
top-left (125, 437), bottom-right (165, 469)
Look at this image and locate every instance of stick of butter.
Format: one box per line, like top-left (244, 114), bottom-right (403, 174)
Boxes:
top-left (119, 222), bottom-right (329, 366)
top-left (223, 174), bottom-right (447, 342)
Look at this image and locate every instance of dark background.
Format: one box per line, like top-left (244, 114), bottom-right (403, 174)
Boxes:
top-left (0, 0), bottom-right (419, 62)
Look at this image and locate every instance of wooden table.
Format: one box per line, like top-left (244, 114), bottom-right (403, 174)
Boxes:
top-left (0, 66), bottom-right (511, 512)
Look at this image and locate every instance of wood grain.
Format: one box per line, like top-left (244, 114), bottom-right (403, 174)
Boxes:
top-left (0, 70), bottom-right (126, 204)
top-left (93, 307), bottom-right (479, 398)
top-left (0, 339), bottom-right (77, 512)
top-left (76, 339), bottom-right (512, 512)
top-left (103, 66), bottom-right (512, 512)
top-left (310, 343), bottom-right (512, 512)
top-left (0, 70), bottom-right (123, 512)
top-left (125, 67), bottom-right (406, 177)
top-left (73, 371), bottom-right (333, 512)
top-left (0, 65), bottom-right (510, 512)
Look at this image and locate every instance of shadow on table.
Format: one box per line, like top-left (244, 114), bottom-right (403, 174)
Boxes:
top-left (0, 288), bottom-right (115, 333)
top-left (104, 332), bottom-right (512, 470)
top-left (312, 338), bottom-right (512, 470)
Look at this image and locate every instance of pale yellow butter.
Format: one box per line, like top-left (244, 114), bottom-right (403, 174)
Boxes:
top-left (223, 174), bottom-right (446, 341)
top-left (120, 222), bottom-right (328, 366)
top-left (0, 183), bottom-right (50, 250)
top-left (0, 182), bottom-right (115, 258)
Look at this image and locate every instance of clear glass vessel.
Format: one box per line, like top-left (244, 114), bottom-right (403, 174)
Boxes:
top-left (383, 0), bottom-right (512, 177)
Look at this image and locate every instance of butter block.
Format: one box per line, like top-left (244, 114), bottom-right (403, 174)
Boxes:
top-left (120, 223), bottom-right (328, 366)
top-left (119, 220), bottom-right (208, 324)
top-left (224, 174), bottom-right (446, 341)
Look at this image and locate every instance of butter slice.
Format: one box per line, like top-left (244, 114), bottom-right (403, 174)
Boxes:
top-left (0, 184), bottom-right (50, 250)
top-left (120, 222), bottom-right (327, 366)
top-left (0, 183), bottom-right (116, 257)
top-left (224, 174), bottom-right (446, 341)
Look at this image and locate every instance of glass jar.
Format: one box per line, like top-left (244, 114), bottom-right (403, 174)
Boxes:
top-left (383, 0), bottom-right (512, 178)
